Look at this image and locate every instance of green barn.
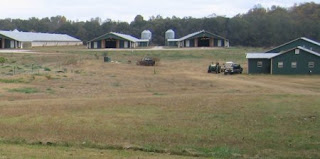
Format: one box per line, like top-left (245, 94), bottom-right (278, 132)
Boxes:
top-left (88, 32), bottom-right (149, 49)
top-left (266, 37), bottom-right (320, 53)
top-left (247, 37), bottom-right (320, 75)
top-left (247, 47), bottom-right (320, 75)
top-left (166, 30), bottom-right (229, 48)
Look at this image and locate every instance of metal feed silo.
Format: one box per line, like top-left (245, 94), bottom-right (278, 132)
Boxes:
top-left (141, 30), bottom-right (152, 40)
top-left (165, 29), bottom-right (175, 40)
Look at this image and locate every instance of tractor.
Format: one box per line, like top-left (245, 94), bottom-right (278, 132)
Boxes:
top-left (208, 62), bottom-right (221, 74)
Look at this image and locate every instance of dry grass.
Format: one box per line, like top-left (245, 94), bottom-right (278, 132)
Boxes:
top-left (0, 47), bottom-right (319, 158)
top-left (0, 143), bottom-right (196, 159)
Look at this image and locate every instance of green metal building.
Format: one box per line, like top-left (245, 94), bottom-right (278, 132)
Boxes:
top-left (247, 47), bottom-right (320, 75)
top-left (247, 37), bottom-right (320, 75)
top-left (88, 32), bottom-right (149, 49)
top-left (166, 30), bottom-right (229, 48)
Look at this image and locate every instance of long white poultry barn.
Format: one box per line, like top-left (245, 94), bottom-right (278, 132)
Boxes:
top-left (0, 30), bottom-right (82, 49)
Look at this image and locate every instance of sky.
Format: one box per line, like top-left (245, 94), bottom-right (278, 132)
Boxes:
top-left (0, 0), bottom-right (319, 22)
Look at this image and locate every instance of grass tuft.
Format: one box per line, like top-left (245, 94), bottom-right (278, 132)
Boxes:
top-left (8, 88), bottom-right (39, 94)
top-left (0, 78), bottom-right (25, 83)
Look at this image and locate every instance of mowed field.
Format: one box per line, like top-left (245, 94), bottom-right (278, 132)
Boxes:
top-left (0, 46), bottom-right (319, 158)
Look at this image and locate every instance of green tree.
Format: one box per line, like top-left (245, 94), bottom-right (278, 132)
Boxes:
top-left (0, 2), bottom-right (319, 47)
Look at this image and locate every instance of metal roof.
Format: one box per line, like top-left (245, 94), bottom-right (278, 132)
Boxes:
top-left (246, 53), bottom-right (280, 59)
top-left (266, 37), bottom-right (320, 53)
top-left (0, 30), bottom-right (81, 42)
top-left (179, 30), bottom-right (204, 41)
top-left (111, 32), bottom-right (140, 42)
top-left (270, 47), bottom-right (320, 58)
top-left (290, 46), bottom-right (320, 57)
top-left (247, 47), bottom-right (320, 59)
top-left (89, 32), bottom-right (143, 42)
top-left (177, 30), bottom-right (227, 41)
top-left (136, 39), bottom-right (150, 42)
top-left (301, 37), bottom-right (320, 46)
top-left (167, 39), bottom-right (180, 42)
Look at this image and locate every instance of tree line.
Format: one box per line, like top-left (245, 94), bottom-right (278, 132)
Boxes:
top-left (0, 2), bottom-right (319, 47)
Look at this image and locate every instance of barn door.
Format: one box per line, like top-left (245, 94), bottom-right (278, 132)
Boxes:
top-left (10, 40), bottom-right (15, 48)
top-left (217, 40), bottom-right (222, 47)
top-left (94, 42), bottom-right (98, 49)
top-left (186, 40), bottom-right (190, 47)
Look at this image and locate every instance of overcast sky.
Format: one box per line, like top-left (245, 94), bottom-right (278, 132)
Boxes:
top-left (1, 0), bottom-right (318, 22)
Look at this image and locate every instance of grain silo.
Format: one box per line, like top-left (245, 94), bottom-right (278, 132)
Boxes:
top-left (141, 30), bottom-right (152, 40)
top-left (165, 29), bottom-right (175, 40)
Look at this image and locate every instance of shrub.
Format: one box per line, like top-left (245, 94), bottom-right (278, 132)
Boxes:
top-left (0, 78), bottom-right (25, 83)
top-left (94, 53), bottom-right (100, 60)
top-left (0, 57), bottom-right (7, 66)
top-left (9, 88), bottom-right (38, 94)
top-left (44, 67), bottom-right (51, 71)
top-left (46, 88), bottom-right (55, 94)
top-left (63, 58), bottom-right (78, 65)
top-left (45, 75), bottom-right (52, 80)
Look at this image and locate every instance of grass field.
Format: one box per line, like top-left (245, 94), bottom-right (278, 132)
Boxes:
top-left (0, 46), bottom-right (319, 158)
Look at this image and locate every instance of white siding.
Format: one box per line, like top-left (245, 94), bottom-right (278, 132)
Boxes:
top-left (31, 41), bottom-right (82, 47)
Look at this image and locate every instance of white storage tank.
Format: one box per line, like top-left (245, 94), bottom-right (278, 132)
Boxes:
top-left (141, 30), bottom-right (152, 40)
top-left (165, 29), bottom-right (175, 39)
